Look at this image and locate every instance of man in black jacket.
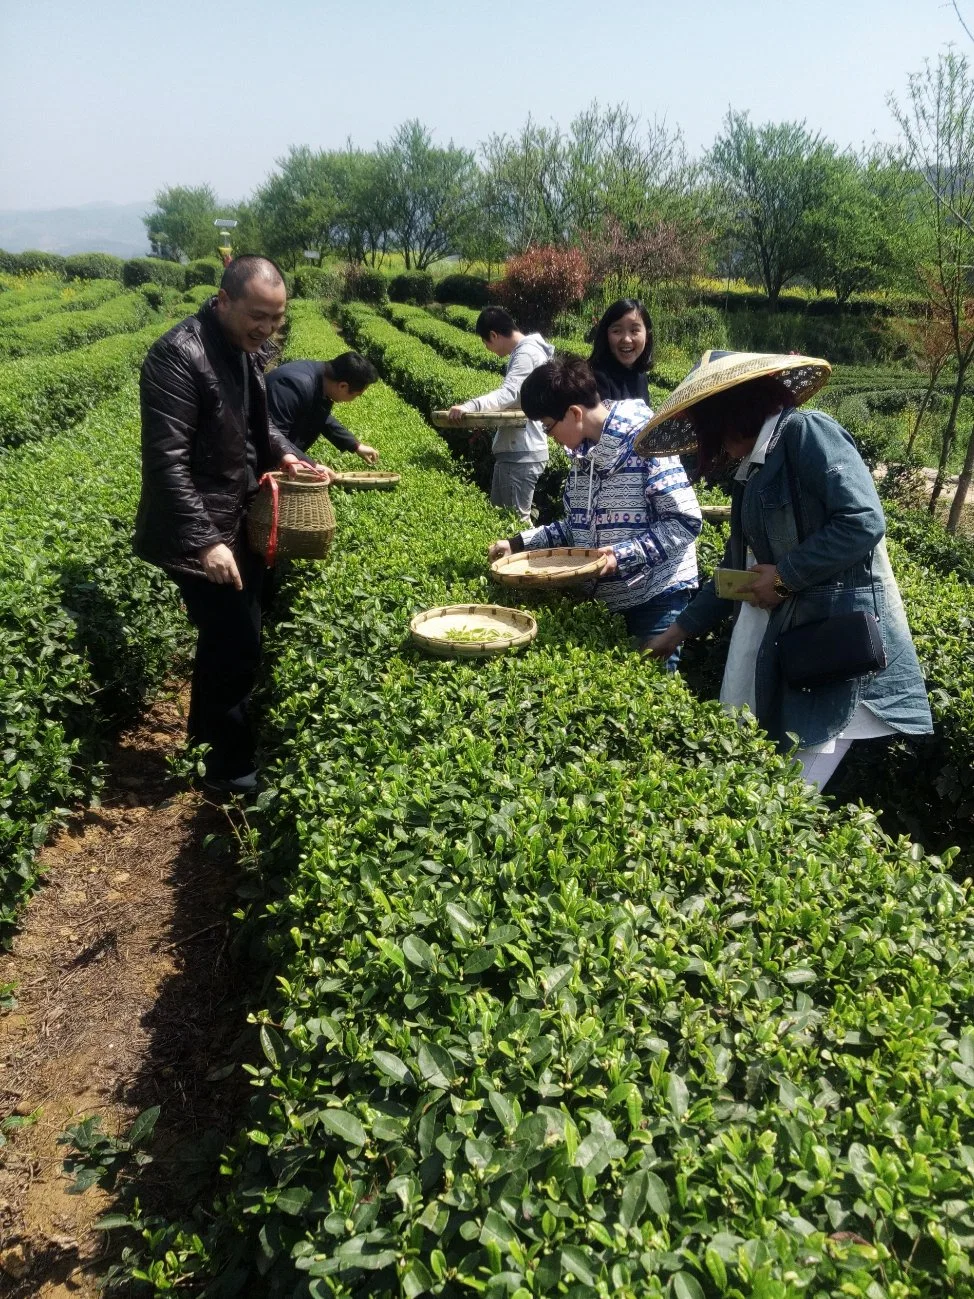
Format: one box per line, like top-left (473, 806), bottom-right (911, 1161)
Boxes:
top-left (266, 353), bottom-right (379, 461)
top-left (134, 255), bottom-right (330, 794)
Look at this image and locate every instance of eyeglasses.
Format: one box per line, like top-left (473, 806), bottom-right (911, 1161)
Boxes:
top-left (543, 414), bottom-right (565, 436)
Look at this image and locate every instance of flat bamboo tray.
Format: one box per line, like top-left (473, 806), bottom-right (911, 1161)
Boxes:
top-left (431, 409), bottom-right (527, 428)
top-left (409, 604), bottom-right (537, 659)
top-left (701, 504), bottom-right (732, 522)
top-left (332, 471), bottom-right (401, 491)
top-left (491, 547), bottom-right (608, 588)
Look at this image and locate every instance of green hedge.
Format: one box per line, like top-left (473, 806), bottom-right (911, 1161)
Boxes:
top-left (0, 249), bottom-right (67, 276)
top-left (388, 270), bottom-right (435, 305)
top-left (64, 252), bottom-right (124, 281)
top-left (0, 321), bottom-right (169, 449)
top-left (185, 257), bottom-right (223, 288)
top-left (0, 274), bottom-right (70, 317)
top-left (338, 302), bottom-right (489, 416)
top-left (122, 257), bottom-right (186, 289)
top-left (120, 303), bottom-right (974, 1298)
top-left (0, 288), bottom-right (154, 361)
top-left (381, 302), bottom-right (504, 373)
top-left (0, 386), bottom-right (188, 932)
top-left (0, 277), bottom-right (124, 327)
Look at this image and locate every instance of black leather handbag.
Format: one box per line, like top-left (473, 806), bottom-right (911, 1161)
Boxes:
top-left (774, 435), bottom-right (887, 691)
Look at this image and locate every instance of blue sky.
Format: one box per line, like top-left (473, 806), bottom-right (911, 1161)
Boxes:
top-left (1, 0), bottom-right (969, 210)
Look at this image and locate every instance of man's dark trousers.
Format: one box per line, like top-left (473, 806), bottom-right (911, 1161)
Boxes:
top-left (173, 550), bottom-right (265, 781)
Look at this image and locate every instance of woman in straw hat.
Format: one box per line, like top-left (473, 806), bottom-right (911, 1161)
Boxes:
top-left (640, 350), bottom-right (932, 790)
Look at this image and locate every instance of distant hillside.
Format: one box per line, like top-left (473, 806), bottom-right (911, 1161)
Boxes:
top-left (0, 202), bottom-right (151, 257)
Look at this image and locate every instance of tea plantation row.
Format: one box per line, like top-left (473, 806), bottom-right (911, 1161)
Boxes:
top-left (0, 287), bottom-right (154, 362)
top-left (341, 301), bottom-right (974, 859)
top-left (0, 276), bottom-right (124, 327)
top-left (125, 302), bottom-right (974, 1298)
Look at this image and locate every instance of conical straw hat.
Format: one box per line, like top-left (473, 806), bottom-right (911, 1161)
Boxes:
top-left (634, 349), bottom-right (832, 458)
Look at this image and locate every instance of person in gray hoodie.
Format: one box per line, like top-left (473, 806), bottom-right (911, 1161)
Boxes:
top-left (447, 306), bottom-right (554, 522)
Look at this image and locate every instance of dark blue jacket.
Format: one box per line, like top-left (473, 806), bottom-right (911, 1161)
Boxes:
top-left (266, 360), bottom-right (360, 455)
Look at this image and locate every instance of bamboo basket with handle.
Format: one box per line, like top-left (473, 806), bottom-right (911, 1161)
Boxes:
top-left (247, 470), bottom-right (336, 565)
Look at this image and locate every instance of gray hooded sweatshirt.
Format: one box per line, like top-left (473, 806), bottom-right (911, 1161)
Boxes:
top-left (459, 332), bottom-right (554, 462)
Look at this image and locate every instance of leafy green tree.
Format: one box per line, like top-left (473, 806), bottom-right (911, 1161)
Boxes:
top-left (803, 154), bottom-right (914, 302)
top-left (891, 49), bottom-right (974, 528)
top-left (143, 185), bottom-right (219, 261)
top-left (378, 121), bottom-right (478, 270)
top-left (707, 111), bottom-right (835, 305)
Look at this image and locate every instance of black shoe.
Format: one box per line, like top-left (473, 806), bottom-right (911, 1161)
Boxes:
top-left (201, 770), bottom-right (258, 797)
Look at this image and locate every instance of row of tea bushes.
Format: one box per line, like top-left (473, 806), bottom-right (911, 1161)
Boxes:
top-left (0, 277), bottom-right (124, 328)
top-left (0, 273), bottom-right (69, 313)
top-left (0, 287), bottom-right (154, 362)
top-left (131, 304), bottom-right (974, 1298)
top-left (338, 302), bottom-right (490, 418)
top-left (0, 320), bottom-right (170, 449)
top-left (381, 302), bottom-right (504, 373)
top-left (0, 383), bottom-right (188, 931)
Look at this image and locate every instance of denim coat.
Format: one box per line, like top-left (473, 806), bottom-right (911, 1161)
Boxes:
top-left (677, 407), bottom-right (933, 749)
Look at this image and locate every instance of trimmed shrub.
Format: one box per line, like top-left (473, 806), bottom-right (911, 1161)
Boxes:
top-left (0, 278), bottom-right (123, 327)
top-left (388, 270), bottom-right (435, 305)
top-left (497, 244), bottom-right (590, 333)
top-left (137, 282), bottom-right (182, 313)
top-left (116, 301), bottom-right (974, 1299)
top-left (0, 249), bottom-right (68, 277)
top-left (182, 283), bottom-right (215, 307)
top-left (663, 304), bottom-right (729, 356)
top-left (64, 252), bottom-right (124, 281)
top-left (0, 321), bottom-right (169, 448)
top-left (434, 272), bottom-right (490, 308)
top-left (184, 257), bottom-right (222, 288)
top-left (0, 387), bottom-right (188, 929)
top-left (292, 265), bottom-right (342, 300)
top-left (341, 263), bottom-right (387, 305)
top-left (123, 257), bottom-right (184, 289)
top-left (381, 302), bottom-right (503, 373)
top-left (0, 290), bottom-right (154, 362)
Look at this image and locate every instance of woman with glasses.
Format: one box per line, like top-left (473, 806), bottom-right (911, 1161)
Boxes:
top-left (487, 354), bottom-right (701, 667)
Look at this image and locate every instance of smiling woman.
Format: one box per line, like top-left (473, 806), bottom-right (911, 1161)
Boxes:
top-left (589, 298), bottom-right (655, 403)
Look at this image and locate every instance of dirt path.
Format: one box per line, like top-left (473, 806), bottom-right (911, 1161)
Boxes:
top-left (0, 694), bottom-right (249, 1296)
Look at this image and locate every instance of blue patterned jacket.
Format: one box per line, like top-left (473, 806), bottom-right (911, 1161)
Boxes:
top-left (513, 400), bottom-right (702, 611)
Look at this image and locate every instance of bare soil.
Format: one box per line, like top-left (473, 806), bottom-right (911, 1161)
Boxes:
top-left (0, 694), bottom-right (250, 1296)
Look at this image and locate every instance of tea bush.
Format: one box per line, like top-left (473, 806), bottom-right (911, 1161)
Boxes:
top-left (381, 303), bottom-right (503, 373)
top-left (64, 252), bottom-right (124, 281)
top-left (122, 257), bottom-right (186, 289)
top-left (342, 264), bottom-right (387, 306)
top-left (293, 266), bottom-right (342, 300)
top-left (388, 271), bottom-right (435, 305)
top-left (0, 249), bottom-right (67, 276)
top-left (127, 304), bottom-right (974, 1298)
top-left (0, 289), bottom-right (154, 361)
top-left (184, 257), bottom-right (223, 288)
top-left (0, 386), bottom-right (188, 932)
top-left (434, 272), bottom-right (490, 308)
top-left (0, 321), bottom-right (170, 448)
top-left (0, 278), bottom-right (124, 327)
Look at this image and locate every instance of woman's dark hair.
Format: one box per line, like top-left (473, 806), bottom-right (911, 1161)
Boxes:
top-left (691, 377), bottom-right (796, 477)
top-left (520, 354), bottom-right (600, 421)
top-left (475, 305), bottom-right (517, 339)
top-left (325, 352), bottom-right (377, 392)
top-left (589, 299), bottom-right (654, 373)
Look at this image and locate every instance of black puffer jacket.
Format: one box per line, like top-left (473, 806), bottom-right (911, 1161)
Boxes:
top-left (133, 299), bottom-right (300, 577)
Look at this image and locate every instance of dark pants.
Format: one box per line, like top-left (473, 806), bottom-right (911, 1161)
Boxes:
top-left (622, 589), bottom-right (692, 671)
top-left (173, 551), bottom-right (265, 780)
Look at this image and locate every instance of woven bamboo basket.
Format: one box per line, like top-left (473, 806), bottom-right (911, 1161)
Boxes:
top-left (490, 547), bottom-right (608, 589)
top-left (409, 604), bottom-right (537, 659)
top-left (332, 471), bottom-right (401, 491)
top-left (431, 410), bottom-right (527, 429)
top-left (247, 470), bottom-right (336, 564)
top-left (701, 504), bottom-right (732, 522)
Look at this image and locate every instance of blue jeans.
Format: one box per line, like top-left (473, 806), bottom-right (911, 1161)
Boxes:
top-left (622, 589), bottom-right (692, 671)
